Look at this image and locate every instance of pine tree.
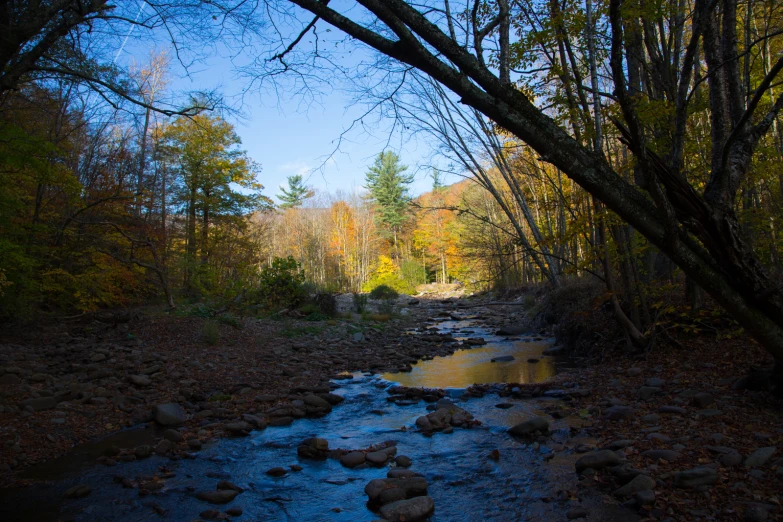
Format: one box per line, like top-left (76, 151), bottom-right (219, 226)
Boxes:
top-left (364, 151), bottom-right (414, 251)
top-left (277, 174), bottom-right (313, 209)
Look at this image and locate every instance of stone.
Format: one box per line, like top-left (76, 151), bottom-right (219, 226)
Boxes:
top-left (152, 403), bottom-right (187, 426)
top-left (365, 477), bottom-right (428, 504)
top-left (225, 421), bottom-right (252, 434)
top-left (297, 437), bottom-right (329, 459)
top-left (395, 455), bottom-right (412, 468)
top-left (129, 375), bottom-right (151, 387)
top-left (378, 496), bottom-right (434, 522)
top-left (691, 392), bottom-right (714, 408)
top-left (217, 481), bottom-right (242, 492)
top-left (496, 326), bottom-right (526, 336)
top-left (645, 377), bottom-right (665, 387)
top-left (303, 394), bottom-right (332, 411)
top-left (91, 353), bottom-right (106, 362)
top-left (674, 467), bottom-right (718, 488)
top-left (719, 452), bottom-right (743, 468)
top-left (613, 474), bottom-right (656, 497)
top-left (658, 405), bottom-right (687, 414)
top-left (0, 374), bottom-right (21, 385)
top-left (226, 507), bottom-right (243, 517)
top-left (602, 406), bottom-right (634, 420)
top-left (366, 450), bottom-right (390, 465)
top-left (508, 416), bottom-right (549, 436)
top-left (696, 409), bottom-right (723, 418)
top-left (65, 484), bottom-right (92, 498)
top-left (134, 445), bottom-right (152, 459)
top-left (241, 414), bottom-right (266, 429)
top-left (154, 439), bottom-right (173, 455)
top-left (637, 387), bottom-right (661, 400)
top-left (21, 396), bottom-right (57, 411)
top-left (611, 463), bottom-right (647, 484)
top-left (744, 447), bottom-right (777, 468)
top-left (196, 490), bottom-right (239, 504)
top-left (626, 368), bottom-right (642, 376)
top-left (642, 413), bottom-right (661, 425)
top-left (265, 467), bottom-right (287, 477)
top-left (491, 355), bottom-right (515, 362)
top-left (575, 450), bottom-right (622, 473)
top-left (566, 507), bottom-right (588, 519)
top-left (641, 449), bottom-right (680, 462)
top-left (200, 510), bottom-right (220, 520)
top-left (635, 490), bottom-right (656, 507)
top-left (163, 429), bottom-right (183, 443)
top-left (340, 451), bottom-right (366, 468)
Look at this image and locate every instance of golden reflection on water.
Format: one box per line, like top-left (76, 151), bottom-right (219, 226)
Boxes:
top-left (382, 340), bottom-right (556, 388)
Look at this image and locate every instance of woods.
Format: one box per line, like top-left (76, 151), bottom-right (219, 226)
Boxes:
top-left (1, 0), bottom-right (783, 379)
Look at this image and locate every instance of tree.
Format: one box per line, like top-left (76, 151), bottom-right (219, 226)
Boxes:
top-left (364, 151), bottom-right (414, 254)
top-left (277, 174), bottom-right (313, 208)
top-left (161, 114), bottom-right (265, 291)
top-left (242, 0), bottom-right (783, 385)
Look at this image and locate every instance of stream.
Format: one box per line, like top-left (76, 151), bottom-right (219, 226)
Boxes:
top-left (1, 317), bottom-right (635, 521)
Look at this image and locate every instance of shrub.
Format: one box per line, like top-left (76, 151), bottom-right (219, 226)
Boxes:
top-left (369, 284), bottom-right (399, 301)
top-left (256, 256), bottom-right (305, 308)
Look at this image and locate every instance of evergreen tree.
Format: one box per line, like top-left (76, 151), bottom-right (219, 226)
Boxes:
top-left (364, 151), bottom-right (414, 250)
top-left (277, 174), bottom-right (313, 208)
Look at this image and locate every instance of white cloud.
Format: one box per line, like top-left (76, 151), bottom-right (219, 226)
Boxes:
top-left (278, 161), bottom-right (311, 176)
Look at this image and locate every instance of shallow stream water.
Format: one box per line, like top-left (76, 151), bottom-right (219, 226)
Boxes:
top-left (1, 317), bottom-right (634, 521)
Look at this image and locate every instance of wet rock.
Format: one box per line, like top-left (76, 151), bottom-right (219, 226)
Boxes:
top-left (152, 403), bottom-right (186, 426)
top-left (641, 449), bottom-right (680, 462)
top-left (365, 477), bottom-right (428, 504)
top-left (303, 394), bottom-right (332, 411)
top-left (65, 484), bottom-right (92, 498)
top-left (744, 447), bottom-right (777, 468)
top-left (575, 450), bottom-right (622, 473)
top-left (265, 467), bottom-right (287, 477)
top-left (674, 467), bottom-right (718, 488)
top-left (226, 507), bottom-right (243, 517)
top-left (367, 450), bottom-right (392, 466)
top-left (379, 496), bottom-right (434, 522)
top-left (196, 489), bottom-right (239, 504)
top-left (217, 481), bottom-right (243, 492)
top-left (297, 437), bottom-right (329, 459)
top-left (490, 355), bottom-right (515, 362)
top-left (508, 416), bottom-right (549, 437)
top-left (388, 469), bottom-right (418, 478)
top-left (415, 404), bottom-right (475, 433)
top-left (241, 414), bottom-right (266, 430)
top-left (496, 326), bottom-right (526, 336)
top-left (268, 416), bottom-right (293, 426)
top-left (340, 451), bottom-right (366, 468)
top-left (319, 393), bottom-right (345, 405)
top-left (613, 474), bottom-right (656, 497)
top-left (21, 397), bottom-right (57, 411)
top-left (566, 507), bottom-right (588, 519)
top-left (395, 455), bottom-right (412, 468)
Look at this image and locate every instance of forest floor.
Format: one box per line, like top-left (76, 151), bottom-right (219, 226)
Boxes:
top-left (0, 293), bottom-right (781, 521)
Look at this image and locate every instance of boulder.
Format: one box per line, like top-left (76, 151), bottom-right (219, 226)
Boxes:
top-left (508, 416), bottom-right (549, 437)
top-left (196, 490), bottom-right (239, 504)
top-left (379, 496), bottom-right (435, 522)
top-left (674, 467), bottom-right (718, 488)
top-left (575, 450), bottom-right (622, 473)
top-left (613, 474), bottom-right (656, 497)
top-left (152, 403), bottom-right (186, 426)
top-left (340, 451), bottom-right (366, 469)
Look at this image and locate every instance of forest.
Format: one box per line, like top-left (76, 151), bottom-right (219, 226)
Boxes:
top-left (1, 1), bottom-right (783, 521)
top-left (3, 0), bottom-right (783, 375)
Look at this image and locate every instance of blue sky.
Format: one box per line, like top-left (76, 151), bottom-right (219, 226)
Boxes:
top-left (117, 15), bottom-right (453, 205)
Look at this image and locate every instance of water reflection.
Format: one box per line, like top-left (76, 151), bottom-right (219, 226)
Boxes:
top-left (383, 339), bottom-right (556, 388)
